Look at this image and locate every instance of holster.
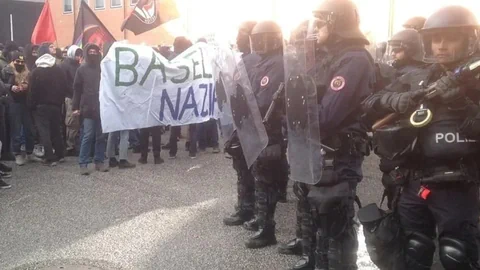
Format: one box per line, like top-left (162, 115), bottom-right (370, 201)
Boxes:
top-left (327, 133), bottom-right (370, 157)
top-left (258, 144), bottom-right (282, 161)
top-left (414, 158), bottom-right (480, 185)
top-left (224, 132), bottom-right (243, 159)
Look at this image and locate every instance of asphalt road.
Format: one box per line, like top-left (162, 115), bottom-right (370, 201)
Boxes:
top-left (0, 138), bottom-right (441, 270)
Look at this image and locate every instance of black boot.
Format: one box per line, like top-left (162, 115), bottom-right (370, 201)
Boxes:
top-left (291, 255), bottom-right (314, 270)
top-left (223, 209), bottom-right (253, 226)
top-left (245, 223), bottom-right (277, 249)
top-left (119, 159), bottom-right (136, 169)
top-left (0, 162), bottom-right (12, 172)
top-left (154, 156), bottom-right (164, 165)
top-left (138, 154), bottom-right (147, 164)
top-left (243, 217), bottom-right (259, 231)
top-left (109, 157), bottom-right (119, 168)
top-left (278, 238), bottom-right (302, 255)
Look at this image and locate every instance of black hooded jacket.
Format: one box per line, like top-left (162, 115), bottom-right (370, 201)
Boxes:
top-left (28, 49), bottom-right (68, 109)
top-left (0, 41), bottom-right (19, 69)
top-left (24, 44), bottom-right (39, 71)
top-left (72, 44), bottom-right (102, 119)
top-left (59, 46), bottom-right (82, 99)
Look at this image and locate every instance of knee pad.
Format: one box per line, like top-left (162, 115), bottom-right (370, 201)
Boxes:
top-left (439, 237), bottom-right (472, 270)
top-left (405, 232), bottom-right (435, 269)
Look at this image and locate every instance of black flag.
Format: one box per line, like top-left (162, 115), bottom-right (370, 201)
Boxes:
top-left (73, 1), bottom-right (116, 52)
top-left (121, 0), bottom-right (179, 36)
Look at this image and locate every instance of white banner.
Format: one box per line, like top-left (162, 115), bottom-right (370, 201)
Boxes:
top-left (100, 42), bottom-right (222, 133)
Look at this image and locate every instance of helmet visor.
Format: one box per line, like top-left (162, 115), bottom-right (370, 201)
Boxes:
top-left (384, 41), bottom-right (405, 64)
top-left (250, 33), bottom-right (282, 55)
top-left (421, 27), bottom-right (479, 64)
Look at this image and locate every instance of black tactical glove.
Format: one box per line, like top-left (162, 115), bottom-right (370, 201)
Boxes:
top-left (434, 73), bottom-right (464, 103)
top-left (378, 89), bottom-right (426, 114)
top-left (459, 111), bottom-right (480, 139)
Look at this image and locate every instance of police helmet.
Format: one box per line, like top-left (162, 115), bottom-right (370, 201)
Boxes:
top-left (419, 6), bottom-right (479, 63)
top-left (375, 41), bottom-right (387, 62)
top-left (403, 17), bottom-right (426, 31)
top-left (250, 21), bottom-right (283, 55)
top-left (237, 21), bottom-right (257, 54)
top-left (311, 0), bottom-right (368, 44)
top-left (386, 29), bottom-right (423, 63)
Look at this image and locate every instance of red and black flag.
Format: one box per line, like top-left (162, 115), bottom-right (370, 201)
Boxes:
top-left (72, 1), bottom-right (116, 52)
top-left (121, 0), bottom-right (179, 36)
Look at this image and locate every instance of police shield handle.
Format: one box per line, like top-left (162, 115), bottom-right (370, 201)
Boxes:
top-left (262, 82), bottom-right (285, 123)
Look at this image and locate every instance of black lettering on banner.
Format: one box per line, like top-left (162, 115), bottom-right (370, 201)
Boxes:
top-left (115, 47), bottom-right (139, 87)
top-left (200, 84), bottom-right (209, 117)
top-left (179, 86), bottom-right (199, 120)
top-left (140, 52), bottom-right (167, 86)
top-left (199, 48), bottom-right (213, 78)
top-left (160, 88), bottom-right (181, 121)
top-left (192, 59), bottom-right (202, 80)
top-left (171, 65), bottom-right (190, 84)
top-left (209, 82), bottom-right (216, 116)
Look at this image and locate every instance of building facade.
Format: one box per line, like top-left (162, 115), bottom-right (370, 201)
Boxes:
top-left (0, 0), bottom-right (44, 46)
top-left (49, 0), bottom-right (175, 47)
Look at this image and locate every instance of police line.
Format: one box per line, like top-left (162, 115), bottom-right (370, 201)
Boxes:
top-left (99, 42), bottom-right (225, 133)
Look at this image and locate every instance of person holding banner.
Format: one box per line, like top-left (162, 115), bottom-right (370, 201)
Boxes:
top-left (167, 37), bottom-right (198, 159)
top-left (73, 44), bottom-right (108, 175)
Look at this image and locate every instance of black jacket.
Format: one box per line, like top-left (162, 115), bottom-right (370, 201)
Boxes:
top-left (28, 54), bottom-right (68, 109)
top-left (72, 44), bottom-right (101, 119)
top-left (60, 58), bottom-right (79, 99)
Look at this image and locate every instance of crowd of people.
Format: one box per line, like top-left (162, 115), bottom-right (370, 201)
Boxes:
top-left (2, 0), bottom-right (480, 269)
top-left (0, 37), bottom-right (221, 187)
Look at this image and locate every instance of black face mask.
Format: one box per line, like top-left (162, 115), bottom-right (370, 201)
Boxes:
top-left (86, 53), bottom-right (100, 65)
top-left (14, 64), bottom-right (25, 72)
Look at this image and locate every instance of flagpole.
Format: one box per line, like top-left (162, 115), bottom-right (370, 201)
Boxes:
top-left (82, 1), bottom-right (85, 47)
top-left (9, 14), bottom-right (13, 41)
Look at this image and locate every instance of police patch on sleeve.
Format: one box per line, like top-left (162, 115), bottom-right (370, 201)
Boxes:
top-left (260, 76), bottom-right (269, 87)
top-left (330, 76), bottom-right (346, 91)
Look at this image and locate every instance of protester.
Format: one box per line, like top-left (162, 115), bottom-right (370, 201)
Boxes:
top-left (28, 42), bottom-right (68, 166)
top-left (60, 45), bottom-right (83, 156)
top-left (1, 52), bottom-right (39, 165)
top-left (73, 43), bottom-right (107, 175)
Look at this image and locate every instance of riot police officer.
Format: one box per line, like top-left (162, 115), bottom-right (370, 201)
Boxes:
top-left (278, 19), bottom-right (320, 257)
top-left (223, 21), bottom-right (260, 227)
top-left (243, 20), bottom-right (285, 249)
top-left (386, 29), bottom-right (425, 75)
top-left (403, 16), bottom-right (426, 31)
top-left (362, 5), bottom-right (480, 270)
top-left (378, 28), bottom-right (425, 209)
top-left (286, 0), bottom-right (374, 269)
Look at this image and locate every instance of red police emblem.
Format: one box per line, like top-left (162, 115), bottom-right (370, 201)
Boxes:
top-left (330, 76), bottom-right (346, 91)
top-left (261, 76), bottom-right (269, 86)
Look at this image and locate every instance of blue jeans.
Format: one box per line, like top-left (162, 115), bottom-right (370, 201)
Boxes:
top-left (79, 118), bottom-right (106, 167)
top-left (9, 103), bottom-right (35, 154)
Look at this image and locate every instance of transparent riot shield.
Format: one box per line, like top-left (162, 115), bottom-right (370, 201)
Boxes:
top-left (215, 72), bottom-right (235, 139)
top-left (215, 48), bottom-right (268, 168)
top-left (284, 29), bottom-right (323, 185)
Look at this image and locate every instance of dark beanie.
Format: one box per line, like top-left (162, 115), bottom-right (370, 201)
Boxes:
top-left (37, 42), bottom-right (53, 57)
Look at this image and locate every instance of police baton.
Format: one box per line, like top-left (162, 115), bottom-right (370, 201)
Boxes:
top-left (372, 58), bottom-right (480, 131)
top-left (263, 82), bottom-right (285, 123)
